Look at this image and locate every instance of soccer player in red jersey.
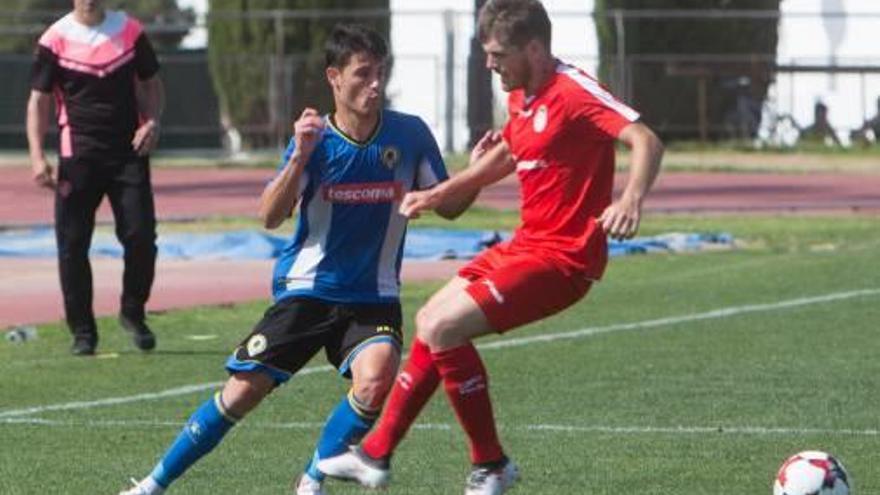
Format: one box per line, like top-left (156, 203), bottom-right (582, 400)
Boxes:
top-left (320, 1), bottom-right (664, 493)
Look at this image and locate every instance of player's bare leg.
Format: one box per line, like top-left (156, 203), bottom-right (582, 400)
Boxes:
top-left (298, 342), bottom-right (398, 493)
top-left (319, 278), bottom-right (470, 485)
top-left (322, 277), bottom-right (518, 493)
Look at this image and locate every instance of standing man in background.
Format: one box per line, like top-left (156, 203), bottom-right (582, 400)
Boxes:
top-left (26, 0), bottom-right (164, 355)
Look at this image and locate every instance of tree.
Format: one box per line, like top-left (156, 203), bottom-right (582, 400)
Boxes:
top-left (113, 0), bottom-right (195, 51)
top-left (207, 0), bottom-right (390, 149)
top-left (594, 0), bottom-right (781, 141)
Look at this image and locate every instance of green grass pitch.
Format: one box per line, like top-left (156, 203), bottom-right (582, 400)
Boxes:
top-left (1, 215), bottom-right (878, 494)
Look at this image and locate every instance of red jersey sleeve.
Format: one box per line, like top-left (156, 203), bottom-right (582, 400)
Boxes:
top-left (562, 68), bottom-right (639, 139)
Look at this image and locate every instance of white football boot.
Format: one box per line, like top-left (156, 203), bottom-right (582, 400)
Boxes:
top-left (464, 458), bottom-right (520, 495)
top-left (118, 477), bottom-right (165, 495)
top-left (293, 473), bottom-right (325, 495)
top-left (316, 446), bottom-right (390, 488)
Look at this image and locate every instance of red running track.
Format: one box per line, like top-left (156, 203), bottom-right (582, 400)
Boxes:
top-left (1, 167), bottom-right (878, 329)
top-left (2, 168), bottom-right (880, 227)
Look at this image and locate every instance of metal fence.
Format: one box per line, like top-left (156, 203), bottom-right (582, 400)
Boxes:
top-left (1, 7), bottom-right (879, 152)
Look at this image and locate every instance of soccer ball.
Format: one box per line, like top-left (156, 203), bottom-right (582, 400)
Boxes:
top-left (773, 450), bottom-right (850, 495)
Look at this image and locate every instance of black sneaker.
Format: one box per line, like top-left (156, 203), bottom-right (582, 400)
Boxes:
top-left (119, 314), bottom-right (156, 351)
top-left (70, 334), bottom-right (97, 356)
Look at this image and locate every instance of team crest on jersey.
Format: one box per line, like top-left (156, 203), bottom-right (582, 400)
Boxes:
top-left (381, 146), bottom-right (400, 169)
top-left (533, 104), bottom-right (549, 133)
top-left (246, 334), bottom-right (268, 357)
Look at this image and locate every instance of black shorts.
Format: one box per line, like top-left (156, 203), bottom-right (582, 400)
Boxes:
top-left (224, 297), bottom-right (403, 383)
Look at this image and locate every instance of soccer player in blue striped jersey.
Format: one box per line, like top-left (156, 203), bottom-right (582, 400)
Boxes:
top-left (120, 23), bottom-right (476, 495)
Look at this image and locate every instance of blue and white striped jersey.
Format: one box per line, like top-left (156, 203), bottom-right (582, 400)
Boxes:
top-left (271, 109), bottom-right (448, 304)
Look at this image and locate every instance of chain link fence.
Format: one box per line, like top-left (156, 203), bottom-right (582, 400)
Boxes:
top-left (1, 7), bottom-right (879, 152)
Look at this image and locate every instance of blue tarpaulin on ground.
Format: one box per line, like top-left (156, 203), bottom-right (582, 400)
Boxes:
top-left (0, 228), bottom-right (733, 261)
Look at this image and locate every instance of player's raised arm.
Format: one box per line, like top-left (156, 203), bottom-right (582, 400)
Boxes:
top-left (401, 131), bottom-right (515, 219)
top-left (598, 121), bottom-right (664, 240)
top-left (259, 108), bottom-right (324, 229)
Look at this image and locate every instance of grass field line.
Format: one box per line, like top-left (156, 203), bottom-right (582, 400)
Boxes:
top-left (1, 287), bottom-right (878, 420)
top-left (0, 364), bottom-right (333, 419)
top-left (2, 416), bottom-right (878, 438)
top-left (477, 287), bottom-right (880, 350)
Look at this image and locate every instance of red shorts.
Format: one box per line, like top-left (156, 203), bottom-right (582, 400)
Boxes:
top-left (459, 245), bottom-right (592, 333)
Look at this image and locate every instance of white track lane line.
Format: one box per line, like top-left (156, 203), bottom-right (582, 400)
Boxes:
top-left (1, 288), bottom-right (878, 419)
top-left (1, 416), bottom-right (877, 437)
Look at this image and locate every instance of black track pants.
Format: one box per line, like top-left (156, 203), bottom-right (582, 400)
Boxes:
top-left (55, 155), bottom-right (157, 336)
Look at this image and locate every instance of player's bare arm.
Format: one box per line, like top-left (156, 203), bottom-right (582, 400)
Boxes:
top-left (25, 89), bottom-right (56, 189)
top-left (259, 107), bottom-right (324, 229)
top-left (599, 122), bottom-right (664, 240)
top-left (431, 130), bottom-right (502, 219)
top-left (401, 132), bottom-right (515, 219)
top-left (132, 74), bottom-right (165, 156)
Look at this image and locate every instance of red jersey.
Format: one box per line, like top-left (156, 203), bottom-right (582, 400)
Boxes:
top-left (501, 61), bottom-right (639, 280)
top-left (30, 11), bottom-right (160, 159)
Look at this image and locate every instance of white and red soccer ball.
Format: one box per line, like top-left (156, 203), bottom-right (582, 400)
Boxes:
top-left (773, 450), bottom-right (851, 495)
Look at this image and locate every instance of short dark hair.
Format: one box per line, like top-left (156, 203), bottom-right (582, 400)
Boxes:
top-left (324, 23), bottom-right (389, 69)
top-left (478, 0), bottom-right (551, 49)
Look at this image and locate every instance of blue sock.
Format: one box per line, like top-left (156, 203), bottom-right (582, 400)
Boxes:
top-left (149, 393), bottom-right (237, 488)
top-left (304, 390), bottom-right (377, 481)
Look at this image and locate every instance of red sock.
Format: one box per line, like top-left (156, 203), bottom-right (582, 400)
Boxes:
top-left (433, 343), bottom-right (504, 464)
top-left (362, 338), bottom-right (440, 459)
